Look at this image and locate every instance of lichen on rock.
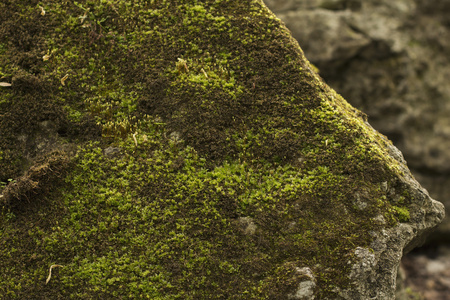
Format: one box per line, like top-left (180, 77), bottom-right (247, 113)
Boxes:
top-left (0, 0), bottom-right (444, 299)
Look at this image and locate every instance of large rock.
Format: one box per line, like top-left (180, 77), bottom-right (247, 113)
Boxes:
top-left (264, 0), bottom-right (450, 241)
top-left (0, 0), bottom-right (444, 298)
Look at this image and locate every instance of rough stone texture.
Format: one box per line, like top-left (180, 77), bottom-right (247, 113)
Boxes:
top-left (288, 267), bottom-right (316, 299)
top-left (0, 0), bottom-right (445, 299)
top-left (264, 0), bottom-right (450, 241)
top-left (337, 144), bottom-right (444, 299)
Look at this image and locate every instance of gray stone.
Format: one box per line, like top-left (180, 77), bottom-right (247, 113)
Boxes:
top-left (236, 216), bottom-right (257, 235)
top-left (103, 146), bottom-right (121, 157)
top-left (288, 267), bottom-right (316, 299)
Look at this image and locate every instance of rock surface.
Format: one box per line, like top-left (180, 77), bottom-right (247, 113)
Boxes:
top-left (264, 0), bottom-right (450, 240)
top-left (0, 0), bottom-right (444, 299)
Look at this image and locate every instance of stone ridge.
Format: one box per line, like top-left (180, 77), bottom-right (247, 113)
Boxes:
top-left (0, 0), bottom-right (444, 299)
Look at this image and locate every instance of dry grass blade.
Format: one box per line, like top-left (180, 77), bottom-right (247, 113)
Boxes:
top-left (60, 74), bottom-right (69, 86)
top-left (46, 264), bottom-right (63, 284)
top-left (133, 132), bottom-right (138, 146)
top-left (39, 6), bottom-right (46, 16)
top-left (0, 82), bottom-right (12, 87)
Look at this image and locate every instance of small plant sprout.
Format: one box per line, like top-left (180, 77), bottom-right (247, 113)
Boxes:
top-left (61, 74), bottom-right (69, 86)
top-left (39, 6), bottom-right (45, 16)
top-left (45, 264), bottom-right (63, 284)
top-left (176, 58), bottom-right (189, 73)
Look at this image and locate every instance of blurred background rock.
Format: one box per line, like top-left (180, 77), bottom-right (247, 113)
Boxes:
top-left (263, 0), bottom-right (450, 298)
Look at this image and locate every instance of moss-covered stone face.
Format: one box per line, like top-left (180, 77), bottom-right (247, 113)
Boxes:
top-left (0, 0), bottom-right (438, 299)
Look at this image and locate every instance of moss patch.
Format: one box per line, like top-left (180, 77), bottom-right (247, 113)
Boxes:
top-left (1, 0), bottom-right (415, 298)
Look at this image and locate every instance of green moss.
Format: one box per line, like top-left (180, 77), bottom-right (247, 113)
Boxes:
top-left (0, 0), bottom-right (414, 298)
top-left (392, 206), bottom-right (410, 223)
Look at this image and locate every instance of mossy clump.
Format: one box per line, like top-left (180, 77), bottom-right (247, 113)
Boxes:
top-left (0, 0), bottom-right (415, 298)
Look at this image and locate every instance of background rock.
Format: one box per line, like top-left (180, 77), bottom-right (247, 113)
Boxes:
top-left (402, 246), bottom-right (450, 299)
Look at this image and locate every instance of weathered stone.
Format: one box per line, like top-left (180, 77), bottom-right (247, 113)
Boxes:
top-left (103, 146), bottom-right (121, 157)
top-left (0, 0), bottom-right (444, 299)
top-left (288, 267), bottom-right (316, 299)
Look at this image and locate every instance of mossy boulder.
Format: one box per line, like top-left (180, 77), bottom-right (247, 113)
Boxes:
top-left (0, 0), bottom-right (444, 299)
top-left (265, 0), bottom-right (450, 246)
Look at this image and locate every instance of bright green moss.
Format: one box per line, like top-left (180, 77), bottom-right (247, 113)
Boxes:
top-left (392, 206), bottom-right (411, 223)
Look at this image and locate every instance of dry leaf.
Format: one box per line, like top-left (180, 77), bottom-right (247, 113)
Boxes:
top-left (0, 82), bottom-right (12, 87)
